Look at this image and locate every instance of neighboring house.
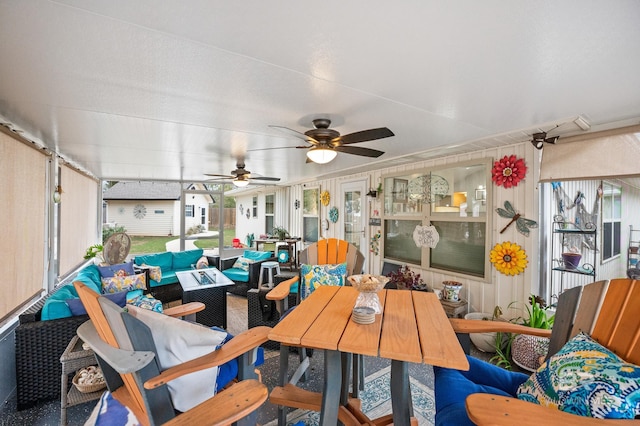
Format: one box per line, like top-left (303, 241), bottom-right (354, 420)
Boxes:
top-left (103, 182), bottom-right (213, 236)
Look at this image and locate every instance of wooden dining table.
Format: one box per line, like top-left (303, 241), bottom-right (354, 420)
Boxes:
top-left (268, 285), bottom-right (469, 426)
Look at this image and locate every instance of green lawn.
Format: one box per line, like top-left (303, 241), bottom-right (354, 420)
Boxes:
top-left (130, 228), bottom-right (237, 254)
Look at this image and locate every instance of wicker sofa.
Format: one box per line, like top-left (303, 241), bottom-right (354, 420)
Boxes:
top-left (14, 249), bottom-right (208, 409)
top-left (220, 250), bottom-right (276, 296)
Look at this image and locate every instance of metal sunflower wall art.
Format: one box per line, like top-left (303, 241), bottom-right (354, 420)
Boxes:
top-left (491, 155), bottom-right (527, 188)
top-left (490, 241), bottom-right (528, 276)
top-left (320, 190), bottom-right (331, 206)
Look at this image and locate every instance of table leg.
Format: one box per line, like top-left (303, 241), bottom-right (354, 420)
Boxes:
top-left (277, 345), bottom-right (290, 426)
top-left (341, 352), bottom-right (352, 404)
top-left (390, 359), bottom-right (413, 426)
top-left (320, 349), bottom-right (342, 425)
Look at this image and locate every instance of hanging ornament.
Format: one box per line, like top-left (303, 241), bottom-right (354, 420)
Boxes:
top-left (412, 224), bottom-right (440, 248)
top-left (492, 155), bottom-right (527, 188)
top-left (490, 241), bottom-right (528, 276)
top-left (370, 230), bottom-right (381, 255)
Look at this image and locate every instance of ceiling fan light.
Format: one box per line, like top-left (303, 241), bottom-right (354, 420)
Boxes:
top-left (233, 178), bottom-right (250, 187)
top-left (306, 147), bottom-right (337, 164)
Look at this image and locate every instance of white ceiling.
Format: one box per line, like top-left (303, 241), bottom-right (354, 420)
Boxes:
top-left (1, 1), bottom-right (640, 186)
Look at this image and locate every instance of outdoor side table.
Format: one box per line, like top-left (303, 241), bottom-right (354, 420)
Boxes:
top-left (60, 335), bottom-right (104, 425)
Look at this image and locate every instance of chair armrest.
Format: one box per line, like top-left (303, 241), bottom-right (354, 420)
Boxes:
top-left (465, 393), bottom-right (628, 425)
top-left (143, 326), bottom-right (271, 389)
top-left (266, 276), bottom-right (299, 301)
top-left (449, 318), bottom-right (552, 338)
top-left (163, 302), bottom-right (205, 318)
top-left (77, 321), bottom-right (155, 374)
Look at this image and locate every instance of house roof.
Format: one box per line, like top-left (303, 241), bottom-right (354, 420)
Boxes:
top-left (103, 181), bottom-right (184, 200)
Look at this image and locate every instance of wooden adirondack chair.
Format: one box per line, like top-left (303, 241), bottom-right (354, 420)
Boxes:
top-left (449, 278), bottom-right (640, 425)
top-left (74, 281), bottom-right (270, 426)
top-left (265, 238), bottom-right (366, 425)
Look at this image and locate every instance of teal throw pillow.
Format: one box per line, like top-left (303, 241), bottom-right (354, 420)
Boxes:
top-left (300, 262), bottom-right (347, 300)
top-left (517, 332), bottom-right (640, 419)
top-left (232, 256), bottom-right (254, 272)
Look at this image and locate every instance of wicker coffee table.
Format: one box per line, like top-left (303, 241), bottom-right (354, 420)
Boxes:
top-left (176, 268), bottom-right (235, 328)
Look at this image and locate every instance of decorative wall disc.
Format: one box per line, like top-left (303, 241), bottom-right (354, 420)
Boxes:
top-left (329, 206), bottom-right (339, 223)
top-left (321, 190), bottom-right (331, 206)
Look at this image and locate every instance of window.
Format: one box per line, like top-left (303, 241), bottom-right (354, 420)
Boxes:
top-left (303, 188), bottom-right (319, 243)
top-left (185, 204), bottom-right (194, 217)
top-left (252, 196), bottom-right (258, 218)
top-left (154, 210), bottom-right (164, 214)
top-left (265, 194), bottom-right (274, 234)
top-left (382, 159), bottom-right (491, 278)
top-left (602, 182), bottom-right (622, 261)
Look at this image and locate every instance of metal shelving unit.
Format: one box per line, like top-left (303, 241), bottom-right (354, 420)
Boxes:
top-left (628, 225), bottom-right (640, 269)
top-left (551, 220), bottom-right (596, 293)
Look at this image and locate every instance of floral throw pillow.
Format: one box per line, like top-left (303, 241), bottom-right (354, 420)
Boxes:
top-left (127, 293), bottom-right (163, 314)
top-left (101, 272), bottom-right (146, 294)
top-left (141, 263), bottom-right (162, 282)
top-left (232, 256), bottom-right (254, 272)
top-left (517, 332), bottom-right (640, 419)
top-left (300, 262), bottom-right (347, 300)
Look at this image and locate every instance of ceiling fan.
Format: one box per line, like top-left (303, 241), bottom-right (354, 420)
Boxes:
top-left (264, 118), bottom-right (394, 164)
top-left (531, 131), bottom-right (560, 150)
top-left (205, 161), bottom-right (280, 187)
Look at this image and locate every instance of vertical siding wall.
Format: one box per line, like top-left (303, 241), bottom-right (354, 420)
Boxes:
top-left (287, 142), bottom-right (540, 316)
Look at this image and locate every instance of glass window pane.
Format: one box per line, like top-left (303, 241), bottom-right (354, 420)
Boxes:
top-left (265, 216), bottom-right (274, 234)
top-left (383, 219), bottom-right (422, 264)
top-left (431, 164), bottom-right (487, 216)
top-left (430, 221), bottom-right (486, 277)
top-left (265, 194), bottom-right (274, 214)
top-left (303, 217), bottom-right (318, 243)
top-left (303, 189), bottom-right (318, 215)
top-left (603, 222), bottom-right (612, 260)
top-left (613, 221), bottom-right (621, 256)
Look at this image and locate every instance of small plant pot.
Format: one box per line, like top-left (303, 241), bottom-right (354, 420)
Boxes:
top-left (442, 281), bottom-right (463, 302)
top-left (631, 246), bottom-right (639, 254)
top-left (562, 252), bottom-right (582, 270)
top-left (464, 312), bottom-right (497, 353)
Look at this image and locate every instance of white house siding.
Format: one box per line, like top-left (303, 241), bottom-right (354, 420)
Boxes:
top-left (107, 200), bottom-right (174, 236)
top-left (173, 193), bottom-right (211, 234)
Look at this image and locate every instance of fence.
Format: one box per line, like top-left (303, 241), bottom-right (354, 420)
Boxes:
top-left (209, 207), bottom-right (236, 229)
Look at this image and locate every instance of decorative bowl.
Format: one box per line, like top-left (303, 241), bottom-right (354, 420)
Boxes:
top-left (347, 274), bottom-right (390, 293)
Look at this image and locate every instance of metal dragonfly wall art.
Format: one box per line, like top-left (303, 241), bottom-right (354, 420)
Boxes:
top-left (496, 200), bottom-right (538, 237)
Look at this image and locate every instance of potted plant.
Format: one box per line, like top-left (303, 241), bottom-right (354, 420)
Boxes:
top-left (386, 265), bottom-right (430, 291)
top-left (510, 295), bottom-right (555, 372)
top-left (271, 225), bottom-right (289, 241)
top-left (464, 305), bottom-right (504, 353)
top-left (84, 243), bottom-right (104, 264)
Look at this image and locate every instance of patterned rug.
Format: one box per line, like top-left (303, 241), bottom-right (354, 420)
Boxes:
top-left (263, 365), bottom-right (435, 426)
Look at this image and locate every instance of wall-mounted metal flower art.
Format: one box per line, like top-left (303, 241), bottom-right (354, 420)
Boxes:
top-left (491, 155), bottom-right (527, 188)
top-left (490, 241), bottom-right (528, 276)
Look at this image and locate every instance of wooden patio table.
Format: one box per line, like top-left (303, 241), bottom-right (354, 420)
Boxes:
top-left (268, 285), bottom-right (469, 426)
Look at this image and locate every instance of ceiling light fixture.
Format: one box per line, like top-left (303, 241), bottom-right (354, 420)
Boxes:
top-left (233, 177), bottom-right (250, 188)
top-left (531, 132), bottom-right (559, 150)
top-left (306, 146), bottom-right (337, 164)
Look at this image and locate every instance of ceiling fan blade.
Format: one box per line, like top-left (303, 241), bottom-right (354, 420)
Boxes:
top-left (247, 145), bottom-right (309, 152)
top-left (334, 145), bottom-right (385, 158)
top-left (269, 125), bottom-right (318, 144)
top-left (250, 176), bottom-right (281, 181)
top-left (204, 173), bottom-right (234, 178)
top-left (337, 127), bottom-right (394, 145)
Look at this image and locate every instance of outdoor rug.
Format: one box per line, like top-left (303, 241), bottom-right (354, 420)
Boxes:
top-left (263, 364), bottom-right (435, 426)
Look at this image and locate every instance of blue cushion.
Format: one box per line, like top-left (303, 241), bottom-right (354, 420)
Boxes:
top-left (66, 291), bottom-right (128, 316)
top-left (148, 270), bottom-right (178, 288)
top-left (75, 264), bottom-right (103, 293)
top-left (97, 261), bottom-right (135, 278)
top-left (433, 355), bottom-right (529, 426)
top-left (172, 249), bottom-right (204, 270)
top-left (222, 268), bottom-right (249, 282)
top-left (41, 286), bottom-right (79, 320)
top-left (134, 252), bottom-right (173, 272)
top-left (243, 250), bottom-right (272, 261)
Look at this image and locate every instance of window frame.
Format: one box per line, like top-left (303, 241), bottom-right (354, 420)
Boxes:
top-left (381, 158), bottom-right (493, 281)
top-left (303, 187), bottom-right (320, 243)
top-left (601, 181), bottom-right (622, 262)
top-left (185, 204), bottom-right (194, 217)
top-left (265, 193), bottom-right (275, 234)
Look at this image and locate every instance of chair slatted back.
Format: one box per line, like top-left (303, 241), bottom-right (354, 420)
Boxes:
top-left (74, 281), bottom-right (148, 422)
top-left (570, 279), bottom-right (608, 339)
top-left (591, 278), bottom-right (640, 364)
top-left (300, 238), bottom-right (364, 277)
